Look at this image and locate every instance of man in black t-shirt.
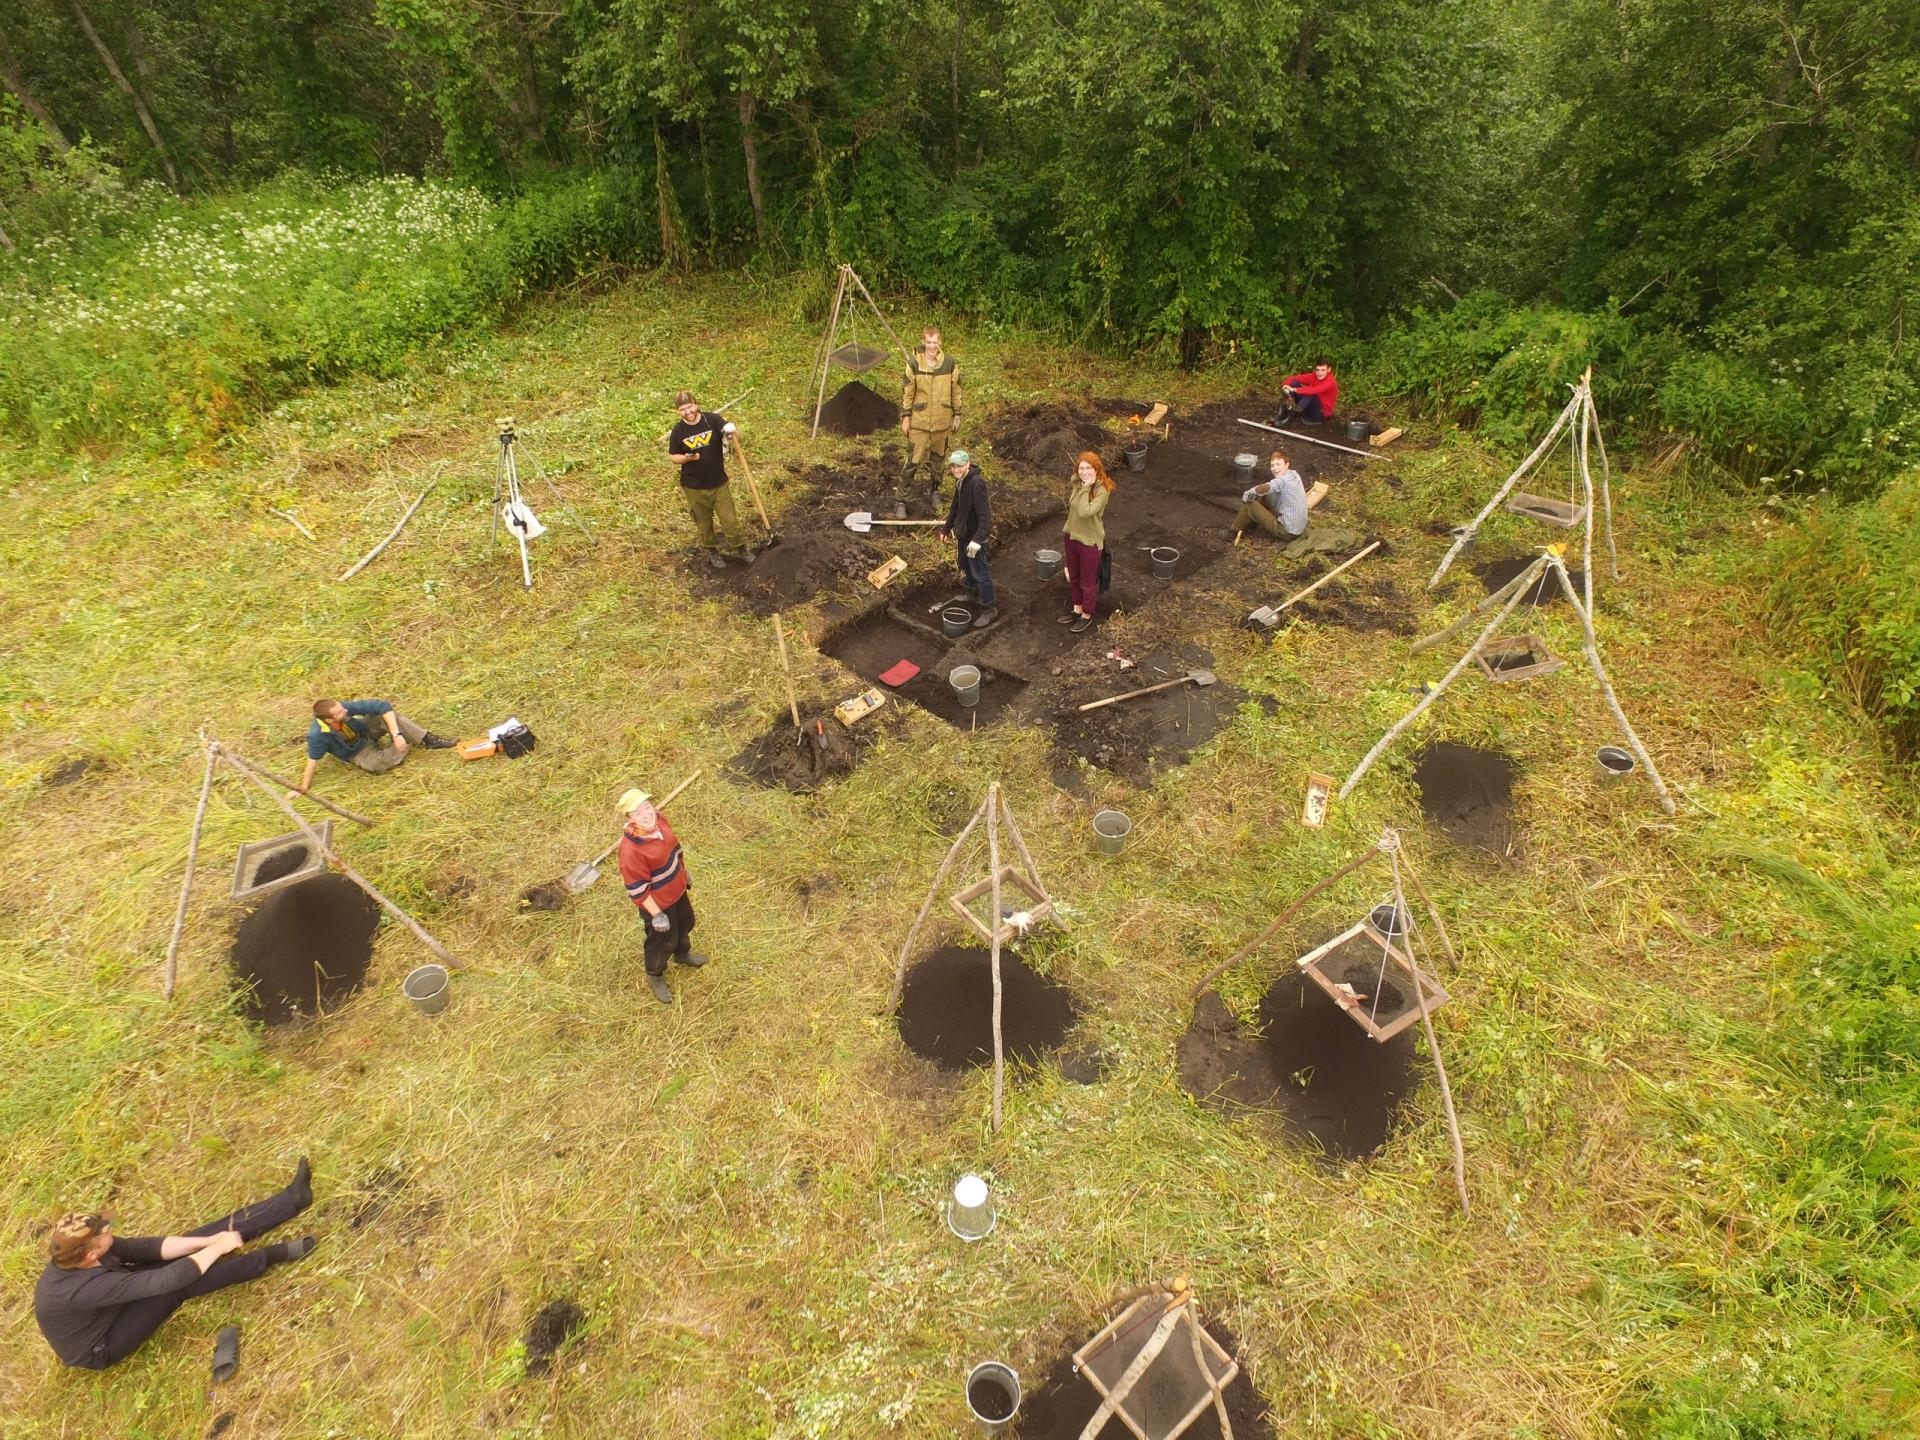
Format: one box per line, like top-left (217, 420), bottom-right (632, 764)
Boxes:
top-left (666, 389), bottom-right (751, 569)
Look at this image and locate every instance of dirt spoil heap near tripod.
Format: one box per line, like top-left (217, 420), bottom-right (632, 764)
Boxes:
top-left (818, 380), bottom-right (899, 437)
top-left (229, 873), bottom-right (379, 1025)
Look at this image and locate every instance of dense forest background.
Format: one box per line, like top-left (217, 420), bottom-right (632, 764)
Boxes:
top-left (2, 2), bottom-right (1917, 749)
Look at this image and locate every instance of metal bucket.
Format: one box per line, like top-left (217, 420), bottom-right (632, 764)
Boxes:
top-left (950, 665), bottom-right (982, 707)
top-left (1035, 547), bottom-right (1062, 579)
top-left (1448, 524), bottom-right (1478, 559)
top-left (1233, 452), bottom-right (1259, 481)
top-left (1346, 418), bottom-right (1371, 445)
top-left (1123, 444), bottom-right (1147, 473)
top-left (1149, 546), bottom-right (1178, 579)
top-left (941, 605), bottom-right (973, 639)
top-left (1368, 903), bottom-right (1409, 939)
top-left (403, 964), bottom-right (450, 1016)
top-left (965, 1361), bottom-right (1022, 1430)
top-left (1092, 809), bottom-right (1132, 856)
top-left (1596, 745), bottom-right (1637, 785)
top-left (946, 1173), bottom-right (996, 1241)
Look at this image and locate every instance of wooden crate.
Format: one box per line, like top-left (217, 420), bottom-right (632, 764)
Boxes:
top-left (1504, 491), bottom-right (1587, 527)
top-left (230, 822), bottom-right (332, 902)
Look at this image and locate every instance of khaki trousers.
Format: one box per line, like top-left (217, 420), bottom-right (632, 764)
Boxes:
top-left (350, 713), bottom-right (426, 774)
top-left (1232, 500), bottom-right (1294, 539)
top-left (683, 483), bottom-right (747, 551)
top-left (904, 427), bottom-right (954, 491)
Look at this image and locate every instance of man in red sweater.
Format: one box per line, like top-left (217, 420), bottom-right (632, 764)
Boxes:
top-left (1275, 360), bottom-right (1339, 426)
top-left (616, 786), bottom-right (707, 1005)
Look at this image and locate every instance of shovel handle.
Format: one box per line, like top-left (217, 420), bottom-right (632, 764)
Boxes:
top-left (730, 434), bottom-right (774, 534)
top-left (772, 615), bottom-right (801, 728)
top-left (1077, 674), bottom-right (1193, 712)
top-left (590, 766), bottom-right (706, 865)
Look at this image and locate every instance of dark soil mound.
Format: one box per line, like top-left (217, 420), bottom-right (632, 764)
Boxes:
top-left (522, 1298), bottom-right (585, 1376)
top-left (729, 711), bottom-right (870, 793)
top-left (896, 944), bottom-right (1078, 1071)
top-left (518, 881), bottom-right (568, 912)
top-left (1473, 554), bottom-right (1584, 607)
top-left (229, 873), bottom-right (378, 1026)
top-left (251, 844), bottom-right (313, 888)
top-left (45, 756), bottom-right (95, 786)
top-left (1015, 1317), bottom-right (1275, 1439)
top-left (991, 404), bottom-right (1116, 475)
top-left (693, 533), bottom-right (888, 617)
top-left (1178, 974), bottom-right (1418, 1162)
top-left (818, 380), bottom-right (898, 437)
top-left (1412, 741), bottom-right (1518, 853)
top-left (1057, 1043), bottom-right (1110, 1085)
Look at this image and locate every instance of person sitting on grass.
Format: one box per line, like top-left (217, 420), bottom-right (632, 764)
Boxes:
top-left (289, 697), bottom-right (455, 800)
top-left (1274, 359), bottom-right (1338, 426)
top-left (1233, 451), bottom-right (1310, 541)
top-left (33, 1158), bottom-right (318, 1370)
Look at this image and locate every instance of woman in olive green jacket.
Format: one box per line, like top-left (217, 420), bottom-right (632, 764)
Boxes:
top-left (1060, 451), bottom-right (1114, 632)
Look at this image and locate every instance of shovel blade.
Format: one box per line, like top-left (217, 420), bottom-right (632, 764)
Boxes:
top-left (843, 512), bottom-right (874, 533)
top-left (1190, 669), bottom-right (1218, 686)
top-left (560, 862), bottom-right (600, 894)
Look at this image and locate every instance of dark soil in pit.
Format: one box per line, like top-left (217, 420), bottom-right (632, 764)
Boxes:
top-left (895, 944), bottom-right (1079, 1071)
top-left (687, 532), bottom-right (893, 618)
top-left (250, 844), bottom-right (313, 887)
top-left (1057, 1043), bottom-right (1111, 1085)
top-left (519, 881), bottom-right (568, 912)
top-left (522, 1297), bottom-right (586, 1376)
top-left (1287, 576), bottom-right (1416, 634)
top-left (1413, 741), bottom-right (1519, 853)
top-left (44, 756), bottom-right (96, 786)
top-left (1473, 554), bottom-right (1585, 607)
top-left (229, 873), bottom-right (379, 1025)
top-left (1178, 973), bottom-right (1418, 1162)
top-left (1015, 1317), bottom-right (1275, 1440)
top-left (728, 708), bottom-right (889, 792)
top-left (821, 610), bottom-right (1029, 728)
top-left (1051, 644), bottom-right (1246, 785)
top-left (817, 379), bottom-right (898, 437)
top-left (991, 403), bottom-right (1120, 474)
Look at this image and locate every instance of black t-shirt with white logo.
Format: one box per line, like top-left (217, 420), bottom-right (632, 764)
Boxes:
top-left (668, 412), bottom-right (728, 490)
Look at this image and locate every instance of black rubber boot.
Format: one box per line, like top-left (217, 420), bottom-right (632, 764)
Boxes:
top-left (645, 972), bottom-right (674, 1005)
top-left (212, 1325), bottom-right (240, 1384)
top-left (289, 1155), bottom-right (313, 1210)
top-left (262, 1234), bottom-right (318, 1265)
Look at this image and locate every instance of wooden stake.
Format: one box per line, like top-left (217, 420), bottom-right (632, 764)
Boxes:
top-left (268, 508), bottom-right (316, 542)
top-left (809, 267), bottom-right (849, 439)
top-left (215, 745), bottom-right (468, 969)
top-left (1546, 558), bottom-right (1677, 816)
top-left (1410, 553), bottom-right (1547, 657)
top-left (1340, 557), bottom-right (1544, 802)
top-left (995, 790), bottom-right (1047, 903)
top-left (886, 800), bottom-right (985, 1011)
top-left (234, 760), bottom-right (374, 828)
top-left (338, 463), bottom-right (445, 581)
top-left (1235, 417), bottom-right (1377, 459)
top-left (1391, 856), bottom-right (1469, 1216)
top-left (1428, 393), bottom-right (1579, 588)
top-left (1394, 845), bottom-right (1457, 965)
top-left (987, 781), bottom-right (1006, 1133)
top-left (1190, 846), bottom-right (1380, 998)
top-left (771, 613), bottom-right (801, 730)
top-left (731, 433), bottom-right (776, 539)
top-left (163, 743), bottom-right (218, 999)
top-left (1586, 392), bottom-right (1621, 579)
top-left (1576, 388), bottom-right (1596, 615)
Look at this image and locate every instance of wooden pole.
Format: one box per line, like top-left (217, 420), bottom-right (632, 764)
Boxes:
top-left (1076, 1303), bottom-right (1187, 1440)
top-left (771, 613), bottom-right (801, 730)
top-left (338, 464), bottom-right (444, 581)
top-left (215, 745), bottom-right (468, 969)
top-left (1234, 417), bottom-right (1377, 460)
top-left (163, 743), bottom-right (218, 999)
top-left (1189, 846), bottom-right (1380, 998)
top-left (730, 434), bottom-right (775, 538)
top-left (1586, 391), bottom-right (1620, 579)
top-left (886, 801), bottom-right (984, 1011)
top-left (1410, 551), bottom-right (1546, 656)
top-left (809, 267), bottom-right (848, 439)
top-left (1546, 559), bottom-right (1677, 816)
top-left (1428, 393), bottom-right (1579, 588)
top-left (238, 760), bottom-right (374, 828)
top-left (1390, 854), bottom-right (1469, 1216)
top-left (1576, 388), bottom-right (1595, 615)
top-left (1186, 1299), bottom-right (1235, 1439)
top-left (995, 791), bottom-right (1047, 902)
top-left (1393, 844), bottom-right (1457, 965)
top-left (1340, 556), bottom-right (1545, 802)
top-left (268, 508), bottom-right (316, 542)
top-left (1268, 539), bottom-right (1382, 614)
top-left (845, 265), bottom-right (917, 368)
top-left (987, 782), bottom-right (1006, 1132)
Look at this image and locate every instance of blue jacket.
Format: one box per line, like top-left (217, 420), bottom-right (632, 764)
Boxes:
top-left (305, 699), bottom-right (394, 762)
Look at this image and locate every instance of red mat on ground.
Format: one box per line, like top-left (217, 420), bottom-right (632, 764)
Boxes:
top-left (878, 659), bottom-right (921, 686)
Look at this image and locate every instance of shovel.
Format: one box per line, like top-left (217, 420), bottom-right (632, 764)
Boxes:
top-left (844, 511), bottom-right (944, 534)
top-left (1076, 669), bottom-right (1216, 713)
top-left (1245, 539), bottom-right (1381, 629)
top-left (559, 768), bottom-right (704, 894)
top-left (729, 433), bottom-right (779, 550)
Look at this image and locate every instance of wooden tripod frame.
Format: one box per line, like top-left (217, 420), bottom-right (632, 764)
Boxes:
top-left (807, 263), bottom-right (914, 440)
top-left (885, 782), bottom-right (1054, 1131)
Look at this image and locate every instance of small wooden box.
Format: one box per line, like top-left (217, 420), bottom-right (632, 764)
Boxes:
top-left (231, 822), bottom-right (332, 902)
top-left (1505, 492), bottom-right (1587, 527)
top-left (833, 688), bottom-right (887, 727)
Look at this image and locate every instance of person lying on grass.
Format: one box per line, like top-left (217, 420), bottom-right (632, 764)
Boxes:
top-left (34, 1158), bottom-right (318, 1370)
top-left (1274, 359), bottom-right (1339, 425)
top-left (289, 697), bottom-right (455, 799)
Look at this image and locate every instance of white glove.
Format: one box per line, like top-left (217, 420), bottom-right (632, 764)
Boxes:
top-left (1242, 487), bottom-right (1259, 503)
top-left (966, 541), bottom-right (981, 558)
top-left (722, 421), bottom-right (737, 435)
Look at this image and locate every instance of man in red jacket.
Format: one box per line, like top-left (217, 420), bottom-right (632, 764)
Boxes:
top-left (1275, 360), bottom-right (1339, 426)
top-left (616, 786), bottom-right (707, 1005)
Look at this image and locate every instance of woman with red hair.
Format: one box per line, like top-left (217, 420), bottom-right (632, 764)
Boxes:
top-left (1060, 452), bottom-right (1114, 633)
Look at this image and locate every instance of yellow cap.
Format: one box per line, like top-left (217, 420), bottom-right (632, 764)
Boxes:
top-left (616, 788), bottom-right (652, 816)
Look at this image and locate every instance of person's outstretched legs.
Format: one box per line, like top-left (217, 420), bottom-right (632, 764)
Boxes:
top-left (182, 1156), bottom-right (313, 1243)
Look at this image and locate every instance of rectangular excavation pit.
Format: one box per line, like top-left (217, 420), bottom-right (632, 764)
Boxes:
top-left (819, 610), bottom-right (1028, 728)
top-left (1475, 633), bottom-right (1564, 683)
top-left (1295, 921), bottom-right (1448, 1043)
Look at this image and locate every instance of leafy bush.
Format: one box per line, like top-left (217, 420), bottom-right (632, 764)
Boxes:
top-left (1764, 477), bottom-right (1920, 759)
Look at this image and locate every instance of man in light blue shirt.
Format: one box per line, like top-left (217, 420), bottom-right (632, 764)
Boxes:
top-left (1232, 450), bottom-right (1310, 540)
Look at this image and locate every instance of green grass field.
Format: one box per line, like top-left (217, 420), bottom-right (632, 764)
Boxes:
top-left (1, 272), bottom-right (1914, 1439)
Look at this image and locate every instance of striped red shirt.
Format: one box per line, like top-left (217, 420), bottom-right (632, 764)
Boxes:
top-left (618, 817), bottom-right (688, 909)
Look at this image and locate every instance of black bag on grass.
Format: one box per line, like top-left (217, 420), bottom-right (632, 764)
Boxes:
top-left (496, 723), bottom-right (537, 758)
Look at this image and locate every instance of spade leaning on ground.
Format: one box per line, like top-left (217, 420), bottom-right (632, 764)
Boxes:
top-left (33, 1158), bottom-right (319, 1370)
top-left (616, 786), bottom-right (709, 1006)
top-left (288, 697), bottom-right (456, 800)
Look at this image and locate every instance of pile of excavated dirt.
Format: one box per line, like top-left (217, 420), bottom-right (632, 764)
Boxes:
top-left (817, 380), bottom-right (899, 437)
top-left (229, 873), bottom-right (379, 1026)
top-left (1473, 553), bottom-right (1585, 607)
top-left (1015, 1316), bottom-right (1275, 1439)
top-left (522, 1298), bottom-right (586, 1376)
top-left (1413, 741), bottom-right (1519, 853)
top-left (728, 709), bottom-right (877, 793)
top-left (896, 944), bottom-right (1078, 1070)
top-left (991, 404), bottom-right (1119, 475)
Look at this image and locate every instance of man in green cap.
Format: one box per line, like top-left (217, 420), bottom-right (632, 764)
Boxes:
top-left (900, 325), bottom-right (962, 499)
